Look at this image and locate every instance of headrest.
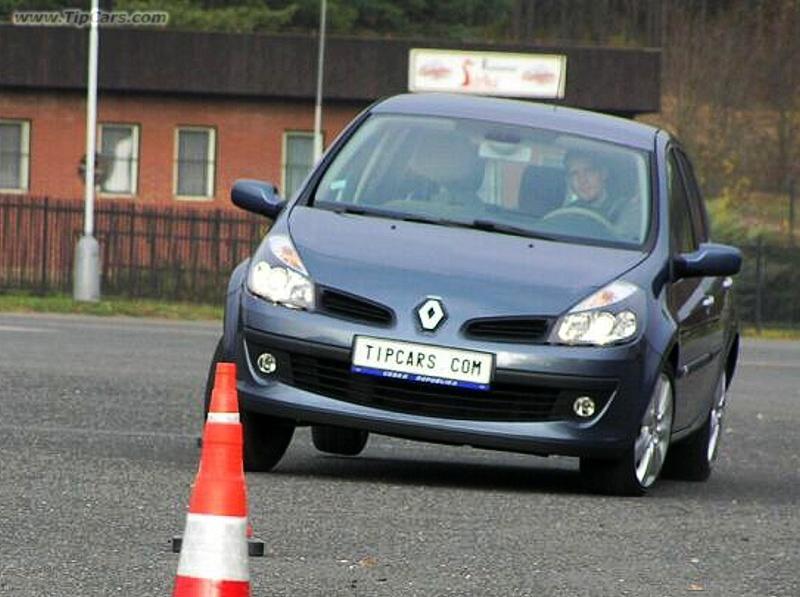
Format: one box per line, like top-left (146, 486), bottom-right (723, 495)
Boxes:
top-left (518, 165), bottom-right (566, 217)
top-left (408, 134), bottom-right (482, 187)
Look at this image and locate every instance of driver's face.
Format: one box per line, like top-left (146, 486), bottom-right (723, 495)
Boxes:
top-left (567, 158), bottom-right (607, 202)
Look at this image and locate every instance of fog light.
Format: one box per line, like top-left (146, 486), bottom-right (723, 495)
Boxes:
top-left (573, 396), bottom-right (596, 418)
top-left (256, 352), bottom-right (277, 375)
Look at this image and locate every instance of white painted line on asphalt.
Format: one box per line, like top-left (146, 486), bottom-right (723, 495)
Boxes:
top-left (0, 325), bottom-right (53, 333)
top-left (0, 313), bottom-right (220, 334)
top-left (54, 323), bottom-right (221, 336)
top-left (740, 361), bottom-right (800, 369)
top-left (0, 424), bottom-right (198, 440)
top-left (0, 320), bottom-right (219, 337)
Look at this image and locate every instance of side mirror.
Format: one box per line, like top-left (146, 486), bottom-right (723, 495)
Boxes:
top-left (674, 242), bottom-right (742, 279)
top-left (231, 179), bottom-right (285, 218)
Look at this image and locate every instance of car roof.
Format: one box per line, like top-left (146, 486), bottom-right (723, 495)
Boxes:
top-left (371, 93), bottom-right (659, 151)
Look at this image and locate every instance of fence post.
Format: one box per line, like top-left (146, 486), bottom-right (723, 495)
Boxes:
top-left (39, 197), bottom-right (49, 293)
top-left (127, 203), bottom-right (136, 294)
top-left (148, 212), bottom-right (157, 297)
top-left (754, 236), bottom-right (764, 334)
top-left (789, 177), bottom-right (796, 247)
top-left (189, 212), bottom-right (198, 299)
top-left (214, 209), bottom-right (222, 274)
top-left (16, 196), bottom-right (24, 288)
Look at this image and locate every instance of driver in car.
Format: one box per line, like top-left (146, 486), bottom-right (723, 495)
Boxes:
top-left (562, 150), bottom-right (640, 237)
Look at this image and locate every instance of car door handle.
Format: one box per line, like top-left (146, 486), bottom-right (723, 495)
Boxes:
top-left (702, 295), bottom-right (715, 308)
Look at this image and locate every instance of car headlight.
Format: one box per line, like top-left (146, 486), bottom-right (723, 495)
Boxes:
top-left (247, 234), bottom-right (315, 310)
top-left (554, 280), bottom-right (642, 346)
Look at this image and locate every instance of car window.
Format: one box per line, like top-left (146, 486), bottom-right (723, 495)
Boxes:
top-left (313, 114), bottom-right (653, 249)
top-left (675, 149), bottom-right (709, 243)
top-left (667, 150), bottom-right (697, 254)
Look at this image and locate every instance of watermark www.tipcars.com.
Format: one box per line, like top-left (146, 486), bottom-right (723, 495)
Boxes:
top-left (12, 9), bottom-right (169, 28)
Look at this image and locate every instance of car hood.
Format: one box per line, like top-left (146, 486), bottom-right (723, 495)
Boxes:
top-left (288, 206), bottom-right (647, 318)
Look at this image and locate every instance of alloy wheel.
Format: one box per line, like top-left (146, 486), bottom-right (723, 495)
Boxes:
top-left (634, 373), bottom-right (674, 488)
top-left (706, 372), bottom-right (728, 463)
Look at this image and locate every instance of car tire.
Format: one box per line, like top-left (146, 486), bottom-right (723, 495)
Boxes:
top-left (203, 337), bottom-right (295, 472)
top-left (662, 371), bottom-right (728, 482)
top-left (203, 338), bottom-right (227, 416)
top-left (311, 425), bottom-right (369, 456)
top-left (580, 369), bottom-right (675, 496)
top-left (241, 409), bottom-right (295, 472)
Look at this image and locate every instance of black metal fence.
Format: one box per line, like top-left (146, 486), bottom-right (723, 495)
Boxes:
top-left (2, 194), bottom-right (799, 326)
top-left (0, 195), bottom-right (267, 304)
top-left (736, 241), bottom-right (800, 330)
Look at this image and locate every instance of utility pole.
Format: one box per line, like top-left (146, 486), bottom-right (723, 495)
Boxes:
top-left (312, 0), bottom-right (327, 163)
top-left (74, 0), bottom-right (101, 301)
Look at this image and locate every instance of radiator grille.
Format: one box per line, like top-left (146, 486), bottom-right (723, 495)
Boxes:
top-left (318, 288), bottom-right (394, 326)
top-left (247, 334), bottom-right (614, 423)
top-left (464, 317), bottom-right (552, 343)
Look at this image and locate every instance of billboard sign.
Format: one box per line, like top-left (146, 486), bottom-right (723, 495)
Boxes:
top-left (408, 48), bottom-right (567, 99)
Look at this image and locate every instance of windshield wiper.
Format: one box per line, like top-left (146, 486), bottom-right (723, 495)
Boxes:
top-left (316, 202), bottom-right (404, 220)
top-left (401, 215), bottom-right (557, 241)
top-left (402, 215), bottom-right (555, 241)
top-left (318, 203), bottom-right (450, 225)
top-left (316, 202), bottom-right (555, 241)
top-left (317, 203), bottom-right (370, 215)
top-left (471, 219), bottom-right (557, 241)
top-left (400, 214), bottom-right (449, 225)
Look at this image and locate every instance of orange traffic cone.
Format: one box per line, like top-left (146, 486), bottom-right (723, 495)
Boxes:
top-left (173, 363), bottom-right (251, 596)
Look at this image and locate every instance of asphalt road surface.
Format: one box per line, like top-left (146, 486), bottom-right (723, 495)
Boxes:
top-left (0, 313), bottom-right (797, 596)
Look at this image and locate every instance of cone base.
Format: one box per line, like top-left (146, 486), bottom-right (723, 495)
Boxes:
top-left (246, 537), bottom-right (265, 557)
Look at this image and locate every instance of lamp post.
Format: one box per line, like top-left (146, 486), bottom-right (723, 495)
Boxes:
top-left (312, 0), bottom-right (327, 163)
top-left (73, 0), bottom-right (101, 301)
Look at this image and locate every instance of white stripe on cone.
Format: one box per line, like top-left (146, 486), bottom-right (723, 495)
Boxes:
top-left (206, 412), bottom-right (240, 424)
top-left (176, 513), bottom-right (249, 582)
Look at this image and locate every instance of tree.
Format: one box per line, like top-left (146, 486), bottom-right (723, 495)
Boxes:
top-left (763, 1), bottom-right (800, 242)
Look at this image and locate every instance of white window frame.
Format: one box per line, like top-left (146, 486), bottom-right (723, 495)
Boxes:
top-left (0, 119), bottom-right (31, 193)
top-left (98, 122), bottom-right (139, 197)
top-left (281, 131), bottom-right (319, 199)
top-left (174, 126), bottom-right (216, 200)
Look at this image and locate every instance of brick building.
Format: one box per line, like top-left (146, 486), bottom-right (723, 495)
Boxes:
top-left (0, 26), bottom-right (660, 210)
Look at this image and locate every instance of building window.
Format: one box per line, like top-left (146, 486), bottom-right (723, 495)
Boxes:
top-left (99, 123), bottom-right (139, 195)
top-left (175, 127), bottom-right (215, 198)
top-left (0, 119), bottom-right (30, 192)
top-left (283, 132), bottom-right (316, 198)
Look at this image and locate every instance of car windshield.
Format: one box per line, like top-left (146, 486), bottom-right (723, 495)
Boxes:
top-left (312, 114), bottom-right (652, 247)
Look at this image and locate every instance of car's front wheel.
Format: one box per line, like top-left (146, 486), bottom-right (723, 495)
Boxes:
top-left (312, 425), bottom-right (369, 456)
top-left (662, 371), bottom-right (728, 482)
top-left (581, 370), bottom-right (675, 496)
top-left (240, 409), bottom-right (295, 472)
top-left (203, 337), bottom-right (295, 472)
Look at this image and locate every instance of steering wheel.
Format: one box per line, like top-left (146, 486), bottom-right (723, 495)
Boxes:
top-left (541, 206), bottom-right (617, 235)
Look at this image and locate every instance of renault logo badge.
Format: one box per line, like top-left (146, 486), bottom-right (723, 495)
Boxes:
top-left (416, 298), bottom-right (446, 331)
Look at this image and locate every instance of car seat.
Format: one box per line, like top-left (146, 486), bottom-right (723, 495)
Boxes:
top-left (403, 134), bottom-right (484, 205)
top-left (518, 165), bottom-right (566, 217)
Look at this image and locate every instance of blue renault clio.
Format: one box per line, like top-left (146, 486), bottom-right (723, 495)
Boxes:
top-left (210, 93), bottom-right (742, 496)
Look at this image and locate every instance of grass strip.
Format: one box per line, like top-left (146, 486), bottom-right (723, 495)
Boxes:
top-left (741, 326), bottom-right (800, 340)
top-left (0, 292), bottom-right (222, 321)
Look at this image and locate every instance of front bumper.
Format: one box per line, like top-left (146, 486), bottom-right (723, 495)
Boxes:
top-left (233, 295), bottom-right (663, 459)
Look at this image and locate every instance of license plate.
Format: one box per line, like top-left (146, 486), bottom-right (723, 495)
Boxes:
top-left (351, 336), bottom-right (493, 391)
